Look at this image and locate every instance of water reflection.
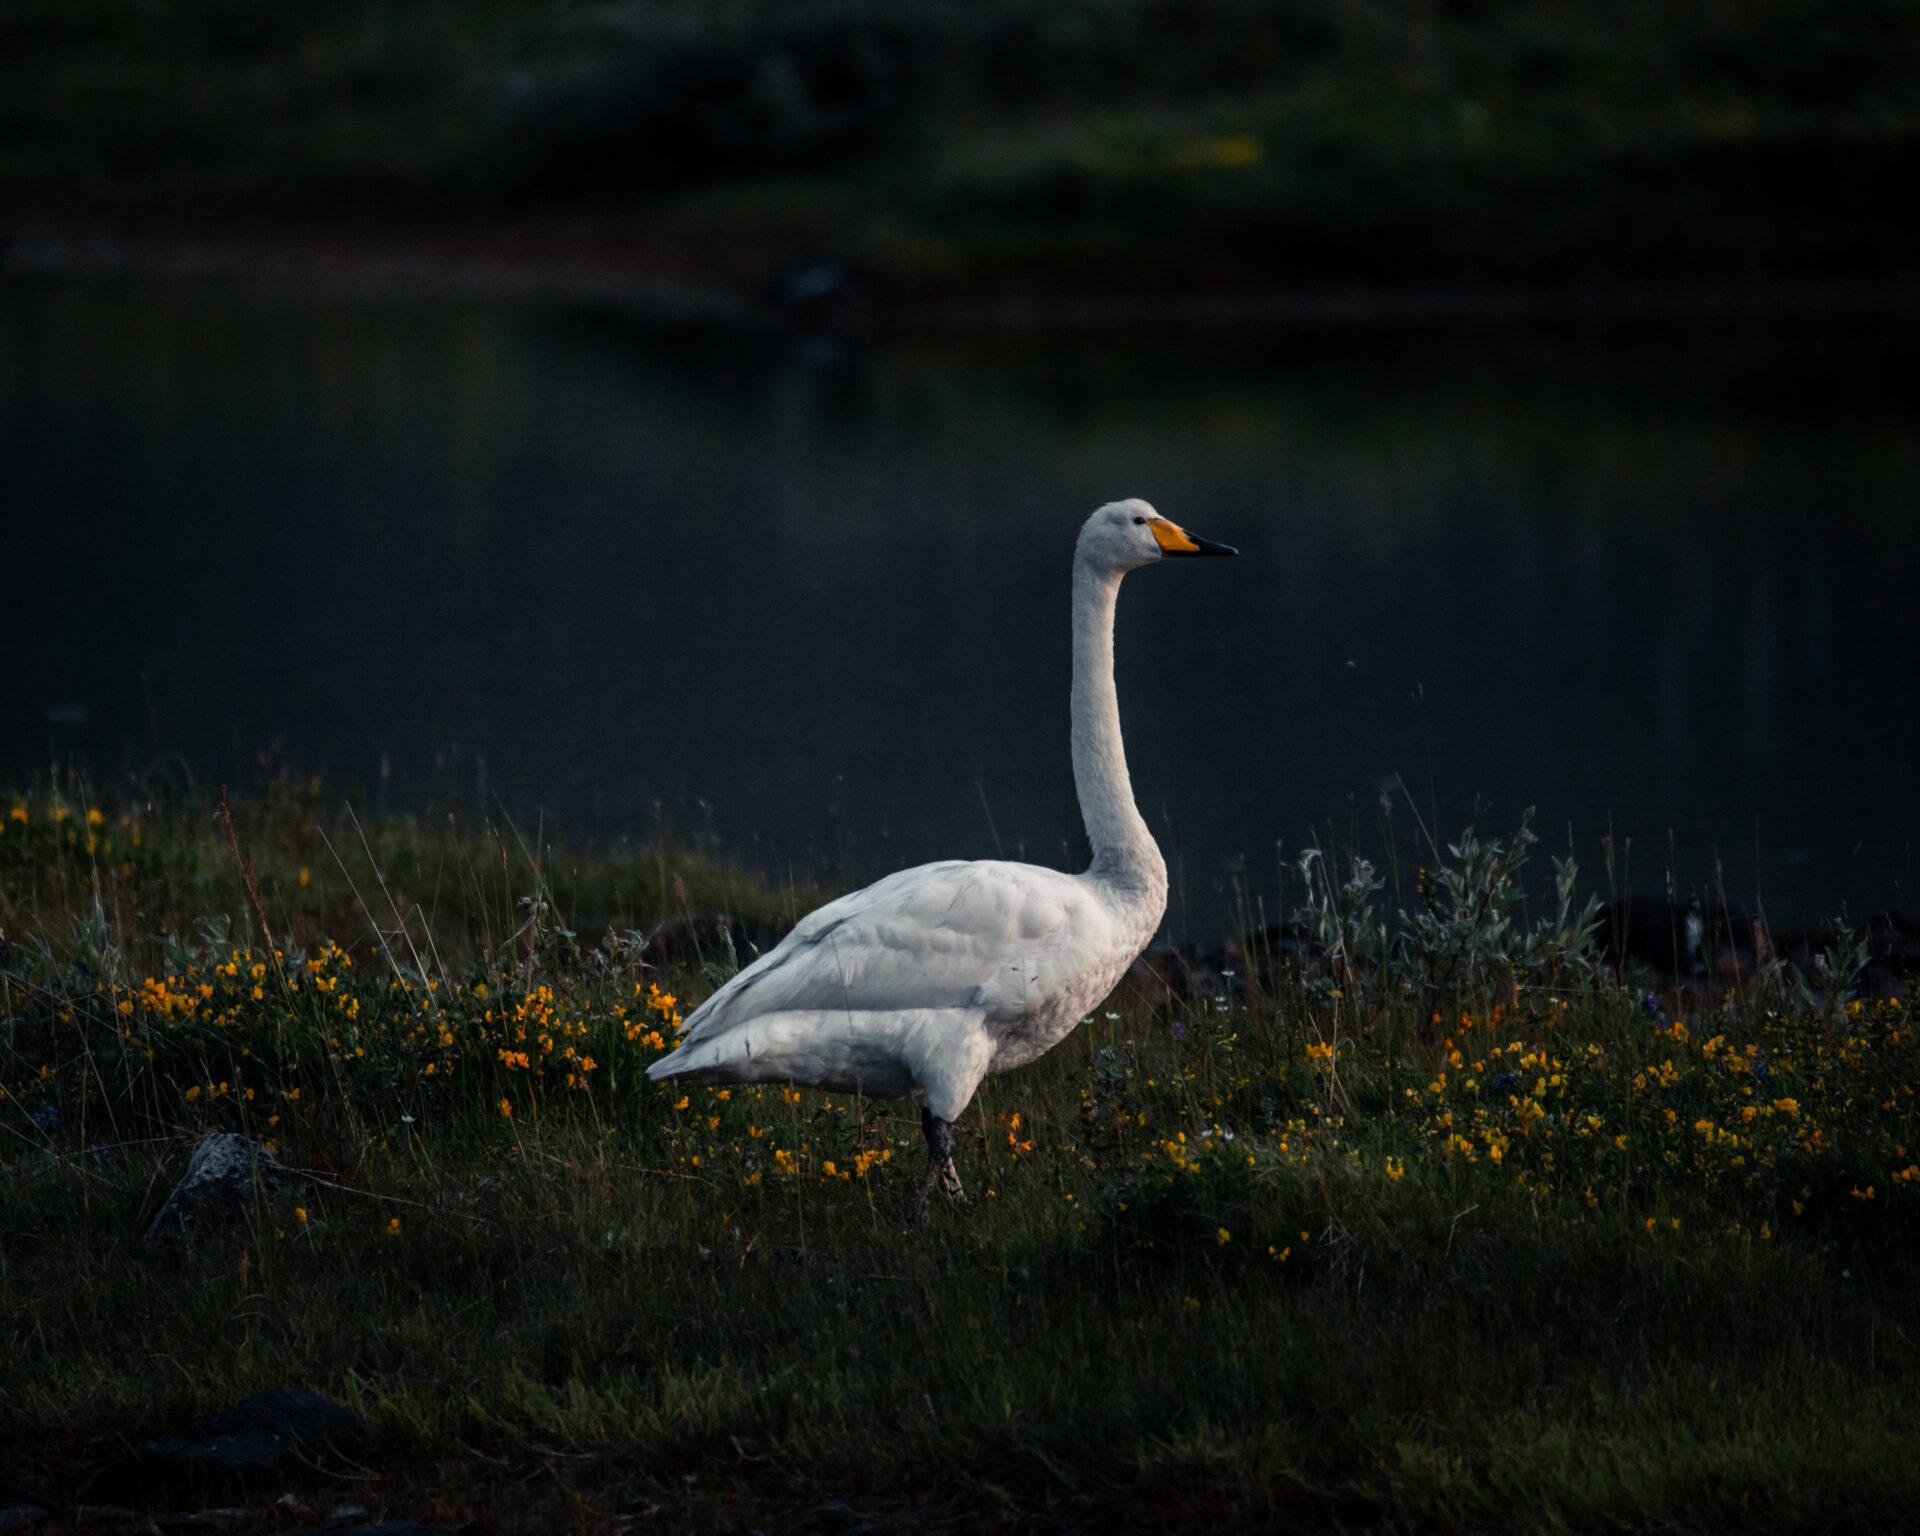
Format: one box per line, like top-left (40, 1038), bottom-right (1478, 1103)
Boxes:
top-left (3, 276), bottom-right (1916, 934)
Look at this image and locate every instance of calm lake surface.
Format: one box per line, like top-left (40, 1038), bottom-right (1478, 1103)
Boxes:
top-left (4, 275), bottom-right (1917, 936)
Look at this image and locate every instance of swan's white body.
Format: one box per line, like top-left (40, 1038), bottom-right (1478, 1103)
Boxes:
top-left (646, 855), bottom-right (1157, 1121)
top-left (648, 500), bottom-right (1233, 1177)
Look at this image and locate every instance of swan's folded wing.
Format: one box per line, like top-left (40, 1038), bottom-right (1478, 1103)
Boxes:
top-left (664, 859), bottom-right (1094, 1051)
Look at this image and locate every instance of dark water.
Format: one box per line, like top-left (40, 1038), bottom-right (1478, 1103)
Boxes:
top-left (4, 275), bottom-right (1917, 936)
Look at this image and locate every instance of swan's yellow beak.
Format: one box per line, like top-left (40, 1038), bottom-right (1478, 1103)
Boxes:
top-left (1150, 518), bottom-right (1238, 557)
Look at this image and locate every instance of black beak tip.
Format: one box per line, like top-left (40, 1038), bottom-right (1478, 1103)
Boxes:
top-left (1195, 537), bottom-right (1238, 557)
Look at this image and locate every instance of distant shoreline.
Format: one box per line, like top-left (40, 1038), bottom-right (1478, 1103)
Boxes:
top-left (9, 218), bottom-right (1920, 329)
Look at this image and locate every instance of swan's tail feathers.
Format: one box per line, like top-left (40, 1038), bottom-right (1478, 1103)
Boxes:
top-left (645, 1041), bottom-right (722, 1083)
top-left (643, 1025), bottom-right (790, 1087)
top-left (640, 1009), bottom-right (931, 1101)
top-left (643, 993), bottom-right (737, 1083)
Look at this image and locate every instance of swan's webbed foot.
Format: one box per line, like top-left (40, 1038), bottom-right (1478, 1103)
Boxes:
top-left (912, 1106), bottom-right (966, 1223)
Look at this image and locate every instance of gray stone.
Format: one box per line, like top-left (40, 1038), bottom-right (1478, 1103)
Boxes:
top-left (0, 1506), bottom-right (49, 1535)
top-left (78, 1389), bottom-right (366, 1502)
top-left (156, 1512), bottom-right (251, 1533)
top-left (322, 1506), bottom-right (369, 1525)
top-left (143, 1133), bottom-right (285, 1250)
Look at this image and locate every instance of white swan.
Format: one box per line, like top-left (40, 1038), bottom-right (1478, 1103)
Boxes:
top-left (647, 500), bottom-right (1236, 1211)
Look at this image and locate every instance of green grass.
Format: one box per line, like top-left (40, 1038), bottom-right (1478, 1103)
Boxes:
top-left (4, 781), bottom-right (1919, 1531)
top-left (3, 0), bottom-right (1917, 292)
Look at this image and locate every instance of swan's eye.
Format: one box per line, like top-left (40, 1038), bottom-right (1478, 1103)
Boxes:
top-left (1133, 516), bottom-right (1146, 525)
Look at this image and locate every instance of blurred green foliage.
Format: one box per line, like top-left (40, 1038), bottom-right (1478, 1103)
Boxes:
top-left (2, 0), bottom-right (1917, 286)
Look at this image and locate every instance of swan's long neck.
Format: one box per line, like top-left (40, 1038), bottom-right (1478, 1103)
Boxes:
top-left (1071, 559), bottom-right (1168, 908)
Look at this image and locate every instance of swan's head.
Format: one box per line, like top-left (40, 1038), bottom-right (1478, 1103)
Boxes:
top-left (1077, 498), bottom-right (1238, 573)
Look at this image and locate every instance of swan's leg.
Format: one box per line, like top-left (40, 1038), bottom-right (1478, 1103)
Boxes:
top-left (916, 1105), bottom-right (965, 1219)
top-left (912, 1027), bottom-right (988, 1220)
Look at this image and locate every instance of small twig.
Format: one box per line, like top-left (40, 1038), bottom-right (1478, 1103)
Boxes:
top-left (281, 1166), bottom-right (437, 1211)
top-left (526, 1147), bottom-right (716, 1186)
top-left (1445, 1203), bottom-right (1479, 1259)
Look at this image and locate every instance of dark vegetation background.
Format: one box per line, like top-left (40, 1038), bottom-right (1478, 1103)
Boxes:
top-left (4, 0), bottom-right (1917, 295)
top-left (7, 8), bottom-right (1920, 1531)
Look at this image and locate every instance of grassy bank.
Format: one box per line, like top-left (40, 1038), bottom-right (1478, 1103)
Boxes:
top-left (4, 783), bottom-right (1919, 1532)
top-left (4, 0), bottom-right (1918, 296)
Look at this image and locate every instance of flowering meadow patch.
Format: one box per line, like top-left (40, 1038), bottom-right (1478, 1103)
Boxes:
top-left (4, 785), bottom-right (1919, 1531)
top-left (6, 786), bottom-right (1917, 1244)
